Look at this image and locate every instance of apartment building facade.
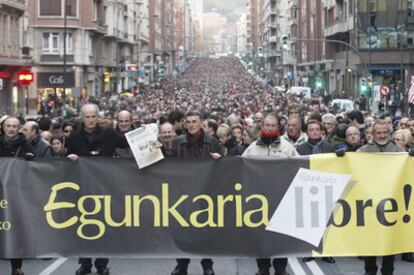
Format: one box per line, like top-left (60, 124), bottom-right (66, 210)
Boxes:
top-left (0, 0), bottom-right (28, 114)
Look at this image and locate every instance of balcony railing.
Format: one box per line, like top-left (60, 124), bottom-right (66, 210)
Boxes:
top-left (269, 36), bottom-right (278, 43)
top-left (266, 50), bottom-right (281, 57)
top-left (0, 0), bottom-right (25, 11)
top-left (40, 54), bottom-right (74, 63)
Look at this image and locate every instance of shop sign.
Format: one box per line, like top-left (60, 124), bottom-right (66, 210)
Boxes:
top-left (37, 73), bottom-right (75, 88)
top-left (0, 72), bottom-right (10, 78)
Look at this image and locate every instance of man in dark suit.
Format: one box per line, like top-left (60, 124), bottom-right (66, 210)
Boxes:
top-left (67, 103), bottom-right (128, 275)
top-left (169, 111), bottom-right (221, 275)
top-left (0, 117), bottom-right (34, 275)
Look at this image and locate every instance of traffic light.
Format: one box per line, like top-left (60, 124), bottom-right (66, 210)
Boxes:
top-left (282, 34), bottom-right (289, 51)
top-left (17, 71), bottom-right (33, 85)
top-left (315, 77), bottom-right (322, 89)
top-left (367, 75), bottom-right (373, 88)
top-left (103, 72), bottom-right (110, 83)
top-left (157, 62), bottom-right (166, 81)
top-left (258, 47), bottom-right (264, 58)
top-left (360, 77), bottom-right (367, 93)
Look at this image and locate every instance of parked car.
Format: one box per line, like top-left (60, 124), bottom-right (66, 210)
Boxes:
top-left (286, 86), bottom-right (312, 99)
top-left (330, 99), bottom-right (355, 112)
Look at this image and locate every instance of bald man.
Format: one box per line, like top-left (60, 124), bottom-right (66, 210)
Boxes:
top-left (116, 110), bottom-right (135, 134)
top-left (21, 121), bottom-right (51, 157)
top-left (115, 110), bottom-right (135, 158)
top-left (159, 122), bottom-right (176, 155)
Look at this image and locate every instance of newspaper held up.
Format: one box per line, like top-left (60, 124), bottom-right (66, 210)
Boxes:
top-left (125, 123), bottom-right (164, 169)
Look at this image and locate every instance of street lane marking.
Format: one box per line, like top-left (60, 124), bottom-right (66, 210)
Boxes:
top-left (288, 257), bottom-right (306, 275)
top-left (306, 260), bottom-right (325, 275)
top-left (38, 258), bottom-right (68, 275)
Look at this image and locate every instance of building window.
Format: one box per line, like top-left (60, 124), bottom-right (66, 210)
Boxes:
top-left (39, 0), bottom-right (62, 16)
top-left (65, 33), bottom-right (73, 53)
top-left (39, 0), bottom-right (77, 17)
top-left (42, 32), bottom-right (59, 54)
top-left (93, 0), bottom-right (98, 21)
top-left (88, 35), bottom-right (93, 56)
top-left (65, 0), bottom-right (77, 17)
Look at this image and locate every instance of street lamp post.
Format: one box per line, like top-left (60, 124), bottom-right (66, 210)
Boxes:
top-left (291, 38), bottom-right (368, 71)
top-left (115, 2), bottom-right (121, 94)
top-left (63, 0), bottom-right (67, 100)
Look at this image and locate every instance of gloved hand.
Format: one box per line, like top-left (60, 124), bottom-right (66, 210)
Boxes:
top-left (24, 153), bottom-right (35, 161)
top-left (335, 148), bottom-right (346, 157)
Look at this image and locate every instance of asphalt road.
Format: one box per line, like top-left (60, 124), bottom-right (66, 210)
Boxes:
top-left (1, 256), bottom-right (413, 275)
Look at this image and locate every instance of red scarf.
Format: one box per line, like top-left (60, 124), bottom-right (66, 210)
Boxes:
top-left (260, 130), bottom-right (280, 139)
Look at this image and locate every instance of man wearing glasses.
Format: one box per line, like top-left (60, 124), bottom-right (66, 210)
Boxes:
top-left (169, 111), bottom-right (221, 275)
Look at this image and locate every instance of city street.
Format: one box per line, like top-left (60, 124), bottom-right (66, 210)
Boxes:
top-left (2, 1), bottom-right (414, 275)
top-left (1, 257), bottom-right (413, 275)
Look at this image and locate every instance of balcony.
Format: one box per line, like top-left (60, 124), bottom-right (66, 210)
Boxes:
top-left (40, 54), bottom-right (74, 63)
top-left (266, 50), bottom-right (281, 58)
top-left (324, 14), bottom-right (354, 37)
top-left (0, 0), bottom-right (25, 12)
top-left (269, 36), bottom-right (278, 43)
top-left (91, 19), bottom-right (108, 34)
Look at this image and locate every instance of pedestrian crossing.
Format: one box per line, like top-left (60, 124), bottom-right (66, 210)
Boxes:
top-left (1, 257), bottom-right (413, 274)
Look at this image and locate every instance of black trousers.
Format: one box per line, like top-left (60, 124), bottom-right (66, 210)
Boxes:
top-left (176, 258), bottom-right (213, 270)
top-left (11, 259), bottom-right (22, 270)
top-left (364, 256), bottom-right (394, 274)
top-left (256, 258), bottom-right (288, 274)
top-left (79, 258), bottom-right (109, 269)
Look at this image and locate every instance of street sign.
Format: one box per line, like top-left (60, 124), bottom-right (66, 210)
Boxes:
top-left (125, 64), bottom-right (138, 72)
top-left (0, 79), bottom-right (2, 90)
top-left (380, 85), bottom-right (390, 97)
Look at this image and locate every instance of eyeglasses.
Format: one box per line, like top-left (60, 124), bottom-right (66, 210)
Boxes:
top-left (63, 129), bottom-right (72, 133)
top-left (185, 120), bottom-right (200, 125)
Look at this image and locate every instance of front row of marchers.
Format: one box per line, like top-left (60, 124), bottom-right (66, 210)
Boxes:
top-left (0, 107), bottom-right (410, 275)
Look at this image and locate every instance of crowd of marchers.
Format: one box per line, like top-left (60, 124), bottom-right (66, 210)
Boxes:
top-left (1, 57), bottom-right (413, 275)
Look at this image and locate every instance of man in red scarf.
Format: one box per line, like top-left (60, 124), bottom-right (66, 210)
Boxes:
top-left (242, 114), bottom-right (298, 158)
top-left (242, 114), bottom-right (297, 275)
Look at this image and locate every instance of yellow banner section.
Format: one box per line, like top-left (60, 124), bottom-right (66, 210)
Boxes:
top-left (310, 152), bottom-right (414, 256)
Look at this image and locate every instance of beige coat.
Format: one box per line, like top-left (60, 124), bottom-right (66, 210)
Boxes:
top-left (242, 137), bottom-right (299, 157)
top-left (281, 131), bottom-right (308, 149)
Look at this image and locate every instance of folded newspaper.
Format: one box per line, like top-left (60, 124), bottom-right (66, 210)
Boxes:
top-left (125, 123), bottom-right (164, 169)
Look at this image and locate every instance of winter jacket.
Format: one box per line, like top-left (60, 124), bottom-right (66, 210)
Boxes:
top-left (0, 134), bottom-right (34, 157)
top-left (357, 140), bottom-right (405, 153)
top-left (281, 132), bottom-right (308, 149)
top-left (170, 130), bottom-right (220, 158)
top-left (242, 136), bottom-right (298, 157)
top-left (297, 140), bottom-right (335, 156)
top-left (66, 124), bottom-right (128, 157)
top-left (31, 135), bottom-right (51, 157)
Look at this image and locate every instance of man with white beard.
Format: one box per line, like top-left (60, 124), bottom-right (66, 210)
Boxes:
top-left (357, 119), bottom-right (404, 275)
top-left (357, 120), bottom-right (404, 153)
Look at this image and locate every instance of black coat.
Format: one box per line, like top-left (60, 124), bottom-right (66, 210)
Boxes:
top-left (0, 134), bottom-right (34, 157)
top-left (66, 125), bottom-right (128, 157)
top-left (31, 135), bottom-right (51, 157)
top-left (170, 131), bottom-right (220, 158)
top-left (225, 137), bottom-right (247, 156)
top-left (297, 140), bottom-right (335, 156)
